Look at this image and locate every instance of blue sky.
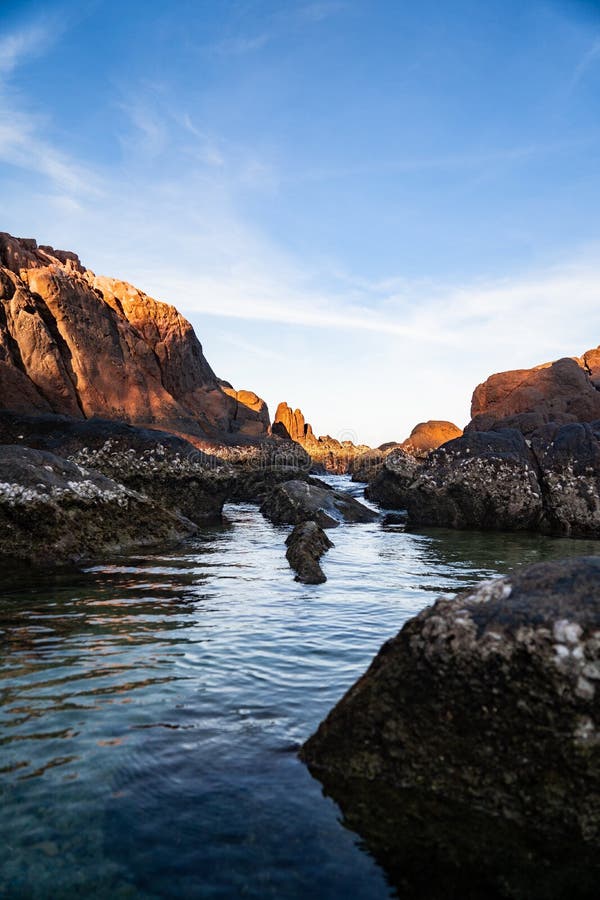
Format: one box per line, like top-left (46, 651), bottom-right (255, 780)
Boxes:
top-left (1, 0), bottom-right (600, 445)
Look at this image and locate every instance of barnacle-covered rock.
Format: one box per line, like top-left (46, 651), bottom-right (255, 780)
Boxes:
top-left (0, 445), bottom-right (196, 564)
top-left (301, 557), bottom-right (600, 897)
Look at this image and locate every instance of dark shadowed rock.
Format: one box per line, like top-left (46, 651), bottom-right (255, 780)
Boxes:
top-left (285, 521), bottom-right (334, 584)
top-left (365, 449), bottom-right (420, 508)
top-left (404, 429), bottom-right (543, 530)
top-left (301, 557), bottom-right (600, 897)
top-left (0, 411), bottom-right (230, 523)
top-left (0, 445), bottom-right (196, 564)
top-left (261, 479), bottom-right (378, 528)
top-left (534, 422), bottom-right (600, 538)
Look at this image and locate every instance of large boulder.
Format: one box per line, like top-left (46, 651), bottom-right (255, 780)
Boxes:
top-left (399, 419), bottom-right (463, 457)
top-left (469, 356), bottom-right (600, 435)
top-left (301, 557), bottom-right (600, 896)
top-left (261, 479), bottom-right (378, 528)
top-left (404, 429), bottom-right (543, 530)
top-left (285, 521), bottom-right (334, 584)
top-left (365, 449), bottom-right (420, 509)
top-left (0, 445), bottom-right (196, 564)
top-left (0, 232), bottom-right (269, 442)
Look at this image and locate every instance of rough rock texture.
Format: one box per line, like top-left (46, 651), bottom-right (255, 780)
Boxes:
top-left (285, 521), bottom-right (334, 584)
top-left (470, 356), bottom-right (600, 435)
top-left (301, 558), bottom-right (600, 896)
top-left (220, 383), bottom-right (270, 436)
top-left (0, 445), bottom-right (196, 564)
top-left (272, 401), bottom-right (371, 473)
top-left (364, 450), bottom-right (420, 509)
top-left (0, 233), bottom-right (269, 441)
top-left (533, 422), bottom-right (600, 538)
top-left (399, 419), bottom-right (463, 457)
top-left (369, 422), bottom-right (600, 537)
top-left (402, 430), bottom-right (544, 530)
top-left (0, 411), bottom-right (230, 523)
top-left (261, 479), bottom-right (378, 528)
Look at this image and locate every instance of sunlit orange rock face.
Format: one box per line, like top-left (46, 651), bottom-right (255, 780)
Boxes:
top-left (0, 233), bottom-right (269, 441)
top-left (272, 401), bottom-right (371, 473)
top-left (399, 420), bottom-right (463, 457)
top-left (469, 354), bottom-right (600, 435)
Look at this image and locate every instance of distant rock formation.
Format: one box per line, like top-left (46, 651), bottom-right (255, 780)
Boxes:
top-left (0, 233), bottom-right (269, 442)
top-left (272, 401), bottom-right (370, 473)
top-left (399, 420), bottom-right (463, 457)
top-left (272, 402), bottom-right (311, 443)
top-left (469, 352), bottom-right (600, 435)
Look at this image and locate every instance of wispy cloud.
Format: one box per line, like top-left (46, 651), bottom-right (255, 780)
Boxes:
top-left (569, 35), bottom-right (600, 89)
top-left (0, 21), bottom-right (51, 76)
top-left (0, 17), bottom-right (102, 198)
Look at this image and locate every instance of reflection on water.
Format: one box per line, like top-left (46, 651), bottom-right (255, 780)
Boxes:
top-left (1, 479), bottom-right (599, 898)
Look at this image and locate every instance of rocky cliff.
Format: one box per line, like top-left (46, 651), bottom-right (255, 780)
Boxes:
top-left (0, 233), bottom-right (269, 443)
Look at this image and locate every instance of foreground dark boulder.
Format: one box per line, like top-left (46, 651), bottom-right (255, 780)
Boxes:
top-left (0, 445), bottom-right (196, 564)
top-left (261, 479), bottom-right (378, 528)
top-left (404, 429), bottom-right (543, 529)
top-left (301, 557), bottom-right (600, 898)
top-left (285, 521), bottom-right (334, 584)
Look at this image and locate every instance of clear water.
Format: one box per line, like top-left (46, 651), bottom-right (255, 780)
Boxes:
top-left (1, 475), bottom-right (599, 899)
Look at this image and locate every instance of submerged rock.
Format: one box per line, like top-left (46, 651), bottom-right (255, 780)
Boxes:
top-left (301, 557), bottom-right (600, 896)
top-left (0, 445), bottom-right (196, 564)
top-left (261, 479), bottom-right (378, 528)
top-left (285, 521), bottom-right (334, 584)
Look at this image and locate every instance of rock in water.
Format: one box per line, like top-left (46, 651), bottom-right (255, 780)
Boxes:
top-left (301, 557), bottom-right (600, 896)
top-left (285, 521), bottom-right (334, 584)
top-left (364, 449), bottom-right (420, 508)
top-left (0, 445), bottom-right (196, 564)
top-left (404, 429), bottom-right (544, 530)
top-left (261, 479), bottom-right (378, 528)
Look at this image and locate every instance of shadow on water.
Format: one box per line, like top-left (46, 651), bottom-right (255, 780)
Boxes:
top-left (307, 775), bottom-right (600, 900)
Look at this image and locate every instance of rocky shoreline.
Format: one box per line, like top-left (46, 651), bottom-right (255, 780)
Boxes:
top-left (2, 231), bottom-right (600, 893)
